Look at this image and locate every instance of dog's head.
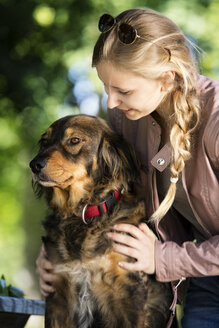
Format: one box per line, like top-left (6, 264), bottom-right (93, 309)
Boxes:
top-left (30, 115), bottom-right (139, 213)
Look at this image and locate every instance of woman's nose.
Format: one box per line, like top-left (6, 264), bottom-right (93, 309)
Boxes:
top-left (107, 92), bottom-right (121, 109)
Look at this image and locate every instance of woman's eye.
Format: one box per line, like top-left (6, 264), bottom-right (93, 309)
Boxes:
top-left (68, 137), bottom-right (81, 145)
top-left (119, 90), bottom-right (130, 95)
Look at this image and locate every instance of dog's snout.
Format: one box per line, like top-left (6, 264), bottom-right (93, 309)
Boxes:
top-left (30, 158), bottom-right (47, 174)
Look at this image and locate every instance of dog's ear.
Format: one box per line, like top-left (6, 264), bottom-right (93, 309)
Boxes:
top-left (97, 133), bottom-right (140, 188)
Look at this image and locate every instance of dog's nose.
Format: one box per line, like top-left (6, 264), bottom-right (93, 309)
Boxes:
top-left (29, 158), bottom-right (47, 174)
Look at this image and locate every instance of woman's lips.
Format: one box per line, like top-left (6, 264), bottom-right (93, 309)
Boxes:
top-left (120, 108), bottom-right (134, 114)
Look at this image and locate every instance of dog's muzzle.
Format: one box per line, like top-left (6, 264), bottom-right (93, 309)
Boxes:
top-left (30, 157), bottom-right (47, 174)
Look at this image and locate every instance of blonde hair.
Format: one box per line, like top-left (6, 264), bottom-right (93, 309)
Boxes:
top-left (92, 8), bottom-right (201, 222)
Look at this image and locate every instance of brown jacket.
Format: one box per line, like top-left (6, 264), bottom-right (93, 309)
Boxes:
top-left (108, 75), bottom-right (219, 300)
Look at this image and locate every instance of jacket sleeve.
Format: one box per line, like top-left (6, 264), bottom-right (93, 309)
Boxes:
top-left (155, 236), bottom-right (219, 282)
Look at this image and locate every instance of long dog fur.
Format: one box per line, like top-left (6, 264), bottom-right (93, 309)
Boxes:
top-left (30, 115), bottom-right (172, 328)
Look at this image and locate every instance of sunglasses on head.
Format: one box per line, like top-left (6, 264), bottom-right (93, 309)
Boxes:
top-left (98, 13), bottom-right (140, 44)
top-left (98, 14), bottom-right (171, 59)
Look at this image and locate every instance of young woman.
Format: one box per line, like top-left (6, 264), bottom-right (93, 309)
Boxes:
top-left (36, 8), bottom-right (219, 327)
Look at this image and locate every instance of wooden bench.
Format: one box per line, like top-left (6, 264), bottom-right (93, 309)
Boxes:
top-left (0, 296), bottom-right (45, 328)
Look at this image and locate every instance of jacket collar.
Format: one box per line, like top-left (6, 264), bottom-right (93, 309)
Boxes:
top-left (151, 142), bottom-right (172, 172)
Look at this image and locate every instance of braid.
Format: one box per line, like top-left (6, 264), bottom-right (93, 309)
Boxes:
top-left (150, 74), bottom-right (201, 222)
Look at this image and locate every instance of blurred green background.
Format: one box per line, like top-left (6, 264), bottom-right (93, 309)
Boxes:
top-left (0, 0), bottom-right (218, 326)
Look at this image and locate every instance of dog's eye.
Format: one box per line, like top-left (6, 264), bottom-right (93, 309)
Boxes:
top-left (68, 137), bottom-right (81, 145)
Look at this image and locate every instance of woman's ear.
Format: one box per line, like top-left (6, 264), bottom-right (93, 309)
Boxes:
top-left (160, 71), bottom-right (175, 92)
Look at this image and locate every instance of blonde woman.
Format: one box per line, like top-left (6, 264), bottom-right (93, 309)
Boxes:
top-left (36, 8), bottom-right (219, 327)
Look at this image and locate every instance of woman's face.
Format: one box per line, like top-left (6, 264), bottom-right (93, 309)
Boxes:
top-left (96, 61), bottom-right (166, 120)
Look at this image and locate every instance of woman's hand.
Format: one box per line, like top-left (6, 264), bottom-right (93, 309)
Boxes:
top-left (36, 244), bottom-right (58, 297)
top-left (107, 223), bottom-right (156, 274)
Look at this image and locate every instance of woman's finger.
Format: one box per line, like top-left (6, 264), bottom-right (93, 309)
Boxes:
top-left (106, 231), bottom-right (139, 249)
top-left (38, 271), bottom-right (57, 296)
top-left (40, 279), bottom-right (55, 297)
top-left (39, 270), bottom-right (56, 282)
top-left (36, 245), bottom-right (55, 274)
top-left (35, 244), bottom-right (58, 296)
top-left (138, 223), bottom-right (157, 239)
top-left (42, 258), bottom-right (55, 271)
top-left (113, 224), bottom-right (144, 239)
top-left (118, 260), bottom-right (142, 272)
top-left (112, 242), bottom-right (139, 259)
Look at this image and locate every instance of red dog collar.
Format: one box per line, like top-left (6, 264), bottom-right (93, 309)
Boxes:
top-left (82, 190), bottom-right (121, 224)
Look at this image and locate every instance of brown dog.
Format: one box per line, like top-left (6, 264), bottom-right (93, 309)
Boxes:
top-left (30, 115), bottom-right (172, 328)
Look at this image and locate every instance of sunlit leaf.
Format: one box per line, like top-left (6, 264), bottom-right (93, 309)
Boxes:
top-left (33, 5), bottom-right (56, 27)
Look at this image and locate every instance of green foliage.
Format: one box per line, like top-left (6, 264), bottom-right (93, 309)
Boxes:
top-left (162, 0), bottom-right (219, 79)
top-left (0, 275), bottom-right (24, 298)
